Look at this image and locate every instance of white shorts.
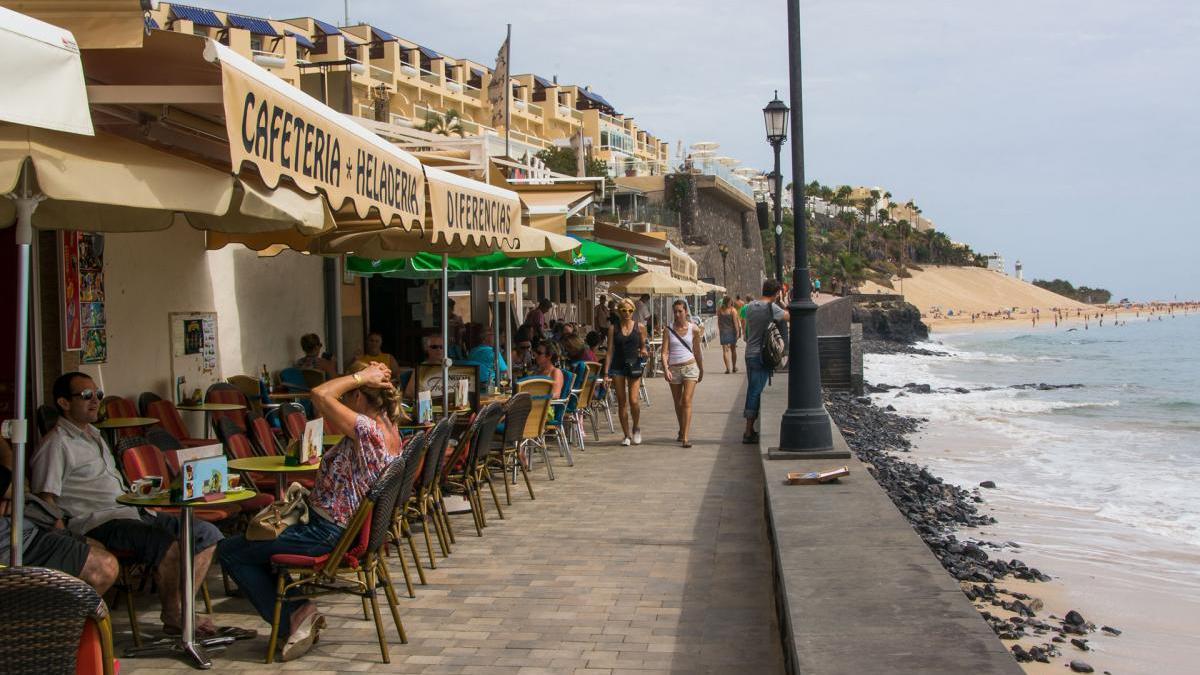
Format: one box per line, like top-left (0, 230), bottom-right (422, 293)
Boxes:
top-left (668, 361), bottom-right (701, 381)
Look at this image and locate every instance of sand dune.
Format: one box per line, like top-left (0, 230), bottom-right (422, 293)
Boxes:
top-left (859, 265), bottom-right (1091, 316)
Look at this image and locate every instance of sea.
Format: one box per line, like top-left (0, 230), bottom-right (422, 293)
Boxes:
top-left (864, 311), bottom-right (1200, 673)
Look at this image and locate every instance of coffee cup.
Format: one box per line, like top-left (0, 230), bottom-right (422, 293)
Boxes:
top-left (132, 479), bottom-right (154, 496)
top-left (227, 474), bottom-right (241, 489)
top-left (144, 475), bottom-right (163, 491)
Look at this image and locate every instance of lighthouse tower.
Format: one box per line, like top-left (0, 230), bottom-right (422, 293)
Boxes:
top-left (1015, 260), bottom-right (1024, 281)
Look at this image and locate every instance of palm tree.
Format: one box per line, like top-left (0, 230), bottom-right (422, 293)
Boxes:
top-left (421, 108), bottom-right (464, 137)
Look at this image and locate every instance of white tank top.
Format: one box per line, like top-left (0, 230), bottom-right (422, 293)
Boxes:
top-left (665, 323), bottom-right (696, 365)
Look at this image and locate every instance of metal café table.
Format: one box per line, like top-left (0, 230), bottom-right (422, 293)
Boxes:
top-left (228, 455), bottom-right (320, 500)
top-left (117, 488), bottom-right (259, 669)
top-left (176, 402), bottom-right (246, 439)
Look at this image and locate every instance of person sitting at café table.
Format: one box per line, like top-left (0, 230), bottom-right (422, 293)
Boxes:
top-left (403, 334), bottom-right (446, 400)
top-left (31, 372), bottom-right (246, 640)
top-left (465, 322), bottom-right (509, 390)
top-left (347, 330), bottom-right (401, 376)
top-left (295, 333), bottom-right (337, 380)
top-left (218, 362), bottom-right (404, 661)
top-left (562, 334), bottom-right (596, 366)
top-left (1, 436), bottom-right (119, 595)
top-left (529, 342), bottom-right (565, 399)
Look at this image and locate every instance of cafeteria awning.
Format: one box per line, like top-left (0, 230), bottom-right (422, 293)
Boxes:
top-left (4, 0), bottom-right (149, 49)
top-left (592, 221), bottom-right (671, 259)
top-left (345, 236), bottom-right (635, 279)
top-left (0, 124), bottom-right (332, 234)
top-left (0, 6), bottom-right (93, 135)
top-left (606, 263), bottom-right (697, 296)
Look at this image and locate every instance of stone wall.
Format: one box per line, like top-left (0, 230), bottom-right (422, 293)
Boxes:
top-left (666, 173), bottom-right (766, 300)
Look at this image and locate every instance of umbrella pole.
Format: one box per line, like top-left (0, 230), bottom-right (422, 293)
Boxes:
top-left (491, 271), bottom-right (501, 394)
top-left (8, 187), bottom-right (42, 566)
top-left (441, 254), bottom-right (450, 416)
top-left (505, 277), bottom-right (514, 394)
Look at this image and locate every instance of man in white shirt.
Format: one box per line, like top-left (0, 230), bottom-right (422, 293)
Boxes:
top-left (634, 294), bottom-right (652, 327)
top-left (33, 372), bottom-right (243, 638)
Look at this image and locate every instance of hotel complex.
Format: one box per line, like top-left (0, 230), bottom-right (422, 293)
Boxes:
top-left (146, 3), bottom-right (672, 178)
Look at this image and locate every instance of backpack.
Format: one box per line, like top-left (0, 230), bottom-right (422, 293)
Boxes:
top-left (762, 320), bottom-right (787, 371)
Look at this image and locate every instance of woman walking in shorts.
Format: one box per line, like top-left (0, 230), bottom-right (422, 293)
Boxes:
top-left (663, 300), bottom-right (704, 447)
top-left (603, 298), bottom-right (649, 446)
top-left (717, 296), bottom-right (741, 373)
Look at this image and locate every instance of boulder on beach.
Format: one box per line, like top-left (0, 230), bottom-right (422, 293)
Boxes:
top-left (979, 480), bottom-right (997, 489)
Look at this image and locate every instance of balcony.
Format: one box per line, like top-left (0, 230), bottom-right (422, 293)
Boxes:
top-left (419, 68), bottom-right (441, 86)
top-left (370, 64), bottom-right (393, 82)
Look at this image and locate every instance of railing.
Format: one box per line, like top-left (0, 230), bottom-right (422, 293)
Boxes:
top-left (525, 101), bottom-right (543, 117)
top-left (398, 62), bottom-right (418, 78)
top-left (598, 111), bottom-right (622, 127)
top-left (691, 157), bottom-right (756, 200)
top-left (370, 65), bottom-right (393, 82)
top-left (420, 68), bottom-right (441, 86)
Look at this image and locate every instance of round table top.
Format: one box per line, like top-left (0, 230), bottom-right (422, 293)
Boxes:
top-left (117, 488), bottom-right (259, 508)
top-left (397, 423), bottom-right (434, 430)
top-left (96, 417), bottom-right (158, 429)
top-left (431, 405), bottom-right (471, 413)
top-left (323, 434), bottom-right (344, 446)
top-left (177, 403), bottom-right (246, 412)
top-left (228, 456), bottom-right (321, 472)
top-left (269, 392), bottom-right (311, 400)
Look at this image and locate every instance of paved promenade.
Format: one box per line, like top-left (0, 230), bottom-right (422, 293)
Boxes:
top-left (120, 343), bottom-right (784, 674)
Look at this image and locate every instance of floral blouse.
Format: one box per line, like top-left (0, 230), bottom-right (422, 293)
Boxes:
top-left (309, 415), bottom-right (398, 528)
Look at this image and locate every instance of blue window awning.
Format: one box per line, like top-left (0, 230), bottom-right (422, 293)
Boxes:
top-left (370, 26), bottom-right (397, 43)
top-left (144, 15), bottom-right (159, 30)
top-left (169, 4), bottom-right (223, 29)
top-left (417, 45), bottom-right (440, 60)
top-left (534, 75), bottom-right (553, 89)
top-left (286, 30), bottom-right (315, 50)
top-left (228, 13), bottom-right (278, 36)
top-left (471, 67), bottom-right (485, 78)
top-left (313, 18), bottom-right (340, 35)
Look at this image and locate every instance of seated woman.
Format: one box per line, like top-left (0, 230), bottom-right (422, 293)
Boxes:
top-left (295, 333), bottom-right (337, 380)
top-left (562, 334), bottom-right (596, 366)
top-left (528, 343), bottom-right (565, 399)
top-left (217, 362), bottom-right (404, 661)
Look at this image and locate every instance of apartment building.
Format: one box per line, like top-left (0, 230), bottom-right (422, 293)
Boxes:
top-left (146, 3), bottom-right (671, 176)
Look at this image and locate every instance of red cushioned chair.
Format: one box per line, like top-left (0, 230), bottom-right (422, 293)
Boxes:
top-left (204, 383), bottom-right (249, 433)
top-left (144, 398), bottom-right (209, 447)
top-left (100, 396), bottom-right (145, 440)
top-left (0, 566), bottom-right (118, 675)
top-left (246, 412), bottom-right (279, 456)
top-left (280, 402), bottom-right (307, 442)
top-left (264, 457), bottom-right (409, 664)
top-left (215, 419), bottom-right (278, 496)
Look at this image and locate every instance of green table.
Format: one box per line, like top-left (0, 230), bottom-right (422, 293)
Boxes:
top-left (117, 489), bottom-right (258, 668)
top-left (228, 456), bottom-right (320, 500)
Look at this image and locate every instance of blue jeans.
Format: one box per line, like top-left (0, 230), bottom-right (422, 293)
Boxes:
top-left (744, 355), bottom-right (771, 420)
top-left (217, 514), bottom-right (343, 636)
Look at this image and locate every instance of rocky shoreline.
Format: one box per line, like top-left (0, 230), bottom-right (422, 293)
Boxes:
top-left (825, 389), bottom-right (1118, 673)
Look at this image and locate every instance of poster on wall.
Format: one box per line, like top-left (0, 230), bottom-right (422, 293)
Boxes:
top-left (77, 233), bottom-right (106, 364)
top-left (60, 231), bottom-right (81, 351)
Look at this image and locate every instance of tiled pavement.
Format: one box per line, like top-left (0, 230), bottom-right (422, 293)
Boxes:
top-left (120, 344), bottom-right (785, 674)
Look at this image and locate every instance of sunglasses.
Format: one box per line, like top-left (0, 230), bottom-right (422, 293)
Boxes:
top-left (428, 344), bottom-right (444, 350)
top-left (618, 308), bottom-right (633, 313)
top-left (71, 389), bottom-right (104, 401)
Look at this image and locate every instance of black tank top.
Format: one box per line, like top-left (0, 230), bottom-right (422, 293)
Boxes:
top-left (611, 322), bottom-right (643, 365)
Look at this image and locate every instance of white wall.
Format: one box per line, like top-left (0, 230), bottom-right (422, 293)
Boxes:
top-left (76, 217), bottom-right (326, 400)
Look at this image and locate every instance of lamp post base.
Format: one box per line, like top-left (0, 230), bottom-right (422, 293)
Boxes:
top-left (767, 406), bottom-right (848, 460)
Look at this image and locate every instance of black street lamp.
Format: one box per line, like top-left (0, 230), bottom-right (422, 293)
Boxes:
top-left (763, 93), bottom-right (788, 284)
top-left (770, 0), bottom-right (844, 459)
top-left (718, 243), bottom-right (730, 289)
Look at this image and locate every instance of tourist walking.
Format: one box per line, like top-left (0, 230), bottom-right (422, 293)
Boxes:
top-left (717, 296), bottom-right (741, 374)
top-left (662, 300), bottom-right (704, 447)
top-left (603, 298), bottom-right (649, 446)
top-left (742, 280), bottom-right (789, 444)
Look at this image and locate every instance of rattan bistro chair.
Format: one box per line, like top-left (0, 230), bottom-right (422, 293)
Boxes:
top-left (441, 404), bottom-right (505, 536)
top-left (0, 566), bottom-right (117, 675)
top-left (487, 393), bottom-right (535, 503)
top-left (387, 431), bottom-right (430, 597)
top-left (265, 456), bottom-right (409, 664)
top-left (573, 361), bottom-right (604, 442)
top-left (404, 416), bottom-right (457, 567)
top-left (515, 377), bottom-right (556, 480)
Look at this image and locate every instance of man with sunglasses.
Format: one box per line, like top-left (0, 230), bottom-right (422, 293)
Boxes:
top-left (32, 372), bottom-right (244, 640)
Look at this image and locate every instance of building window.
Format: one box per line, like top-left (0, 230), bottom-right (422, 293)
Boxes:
top-left (250, 35), bottom-right (263, 52)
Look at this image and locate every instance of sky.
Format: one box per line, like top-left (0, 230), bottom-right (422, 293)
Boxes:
top-left (224, 0), bottom-right (1198, 301)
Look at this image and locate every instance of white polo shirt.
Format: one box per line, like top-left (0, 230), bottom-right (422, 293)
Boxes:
top-left (31, 417), bottom-right (140, 535)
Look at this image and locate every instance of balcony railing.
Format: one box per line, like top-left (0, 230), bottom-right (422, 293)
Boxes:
top-left (691, 157), bottom-right (756, 200)
top-left (420, 68), bottom-right (441, 86)
top-left (525, 101), bottom-right (543, 117)
top-left (370, 65), bottom-right (393, 82)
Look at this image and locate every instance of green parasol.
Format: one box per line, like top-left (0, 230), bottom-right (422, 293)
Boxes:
top-left (346, 237), bottom-right (637, 279)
